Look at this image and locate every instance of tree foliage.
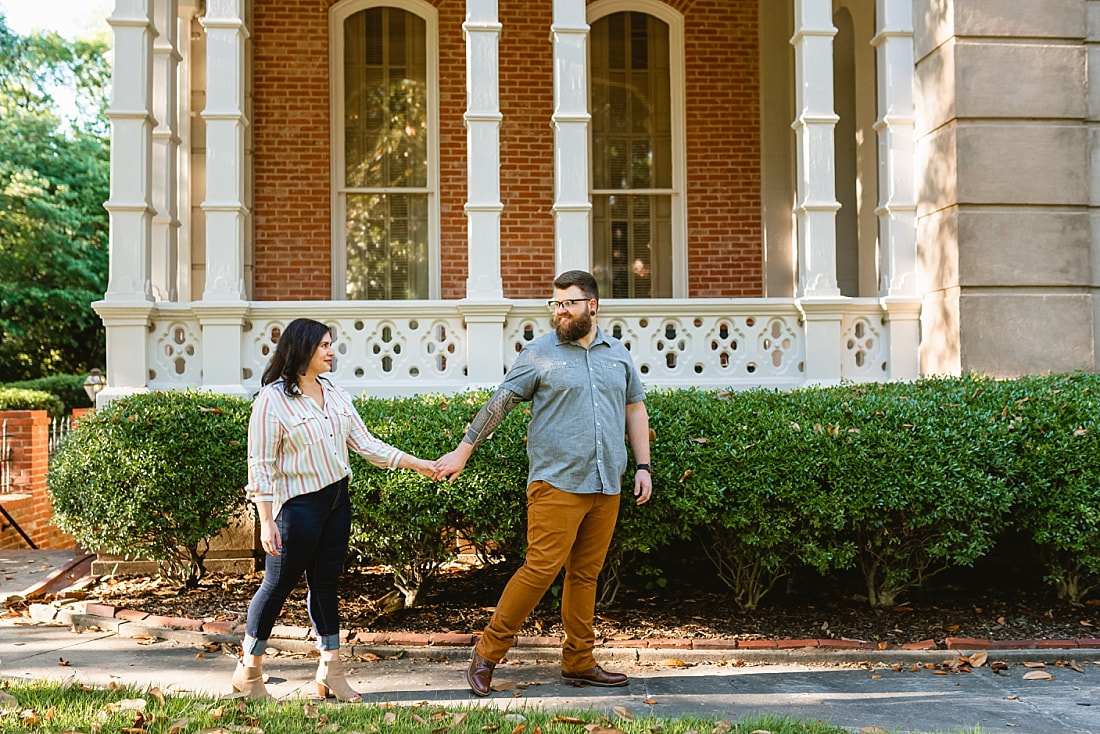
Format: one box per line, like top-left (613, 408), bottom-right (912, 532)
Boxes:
top-left (0, 14), bottom-right (110, 380)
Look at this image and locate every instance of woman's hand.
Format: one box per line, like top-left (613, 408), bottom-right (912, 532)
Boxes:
top-left (400, 454), bottom-right (444, 481)
top-left (260, 518), bottom-right (282, 557)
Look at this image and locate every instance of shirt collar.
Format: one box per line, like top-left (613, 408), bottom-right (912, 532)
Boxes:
top-left (555, 325), bottom-right (609, 348)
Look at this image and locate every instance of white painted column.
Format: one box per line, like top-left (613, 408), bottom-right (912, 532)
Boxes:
top-left (551, 0), bottom-right (591, 274)
top-left (177, 1), bottom-right (199, 302)
top-left (460, 0), bottom-right (510, 385)
top-left (196, 0), bottom-right (249, 395)
top-left (873, 0), bottom-right (921, 380)
top-left (93, 0), bottom-right (157, 405)
top-left (792, 0), bottom-right (844, 384)
top-left (151, 0), bottom-right (180, 302)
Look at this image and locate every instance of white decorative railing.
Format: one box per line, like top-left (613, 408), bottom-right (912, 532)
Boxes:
top-left (145, 298), bottom-right (894, 397)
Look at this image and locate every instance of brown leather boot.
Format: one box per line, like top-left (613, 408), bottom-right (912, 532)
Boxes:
top-left (466, 649), bottom-right (496, 697)
top-left (561, 664), bottom-right (629, 687)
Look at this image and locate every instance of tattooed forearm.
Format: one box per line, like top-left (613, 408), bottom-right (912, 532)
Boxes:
top-left (463, 388), bottom-right (525, 449)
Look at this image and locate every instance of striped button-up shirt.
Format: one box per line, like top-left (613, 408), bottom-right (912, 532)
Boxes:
top-left (246, 378), bottom-right (404, 518)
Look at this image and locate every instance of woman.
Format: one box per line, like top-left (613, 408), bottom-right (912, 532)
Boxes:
top-left (232, 318), bottom-right (438, 701)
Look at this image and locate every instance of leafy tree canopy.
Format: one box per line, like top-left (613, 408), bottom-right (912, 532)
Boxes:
top-left (0, 13), bottom-right (109, 381)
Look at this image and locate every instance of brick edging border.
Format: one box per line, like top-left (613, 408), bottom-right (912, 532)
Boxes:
top-left (63, 602), bottom-right (1100, 653)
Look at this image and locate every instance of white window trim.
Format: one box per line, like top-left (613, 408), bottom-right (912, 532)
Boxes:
top-left (586, 0), bottom-right (687, 299)
top-left (328, 0), bottom-right (441, 300)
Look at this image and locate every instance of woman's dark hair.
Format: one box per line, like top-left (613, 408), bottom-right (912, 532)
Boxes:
top-left (261, 318), bottom-right (331, 396)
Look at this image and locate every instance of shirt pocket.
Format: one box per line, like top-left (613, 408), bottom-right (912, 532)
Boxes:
top-left (331, 405), bottom-right (356, 443)
top-left (598, 360), bottom-right (628, 397)
top-left (544, 360), bottom-right (584, 392)
top-left (285, 414), bottom-right (325, 447)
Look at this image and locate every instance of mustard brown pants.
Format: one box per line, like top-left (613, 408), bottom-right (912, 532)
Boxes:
top-left (475, 480), bottom-right (620, 672)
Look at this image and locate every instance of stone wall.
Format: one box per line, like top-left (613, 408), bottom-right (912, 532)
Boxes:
top-left (914, 0), bottom-right (1093, 376)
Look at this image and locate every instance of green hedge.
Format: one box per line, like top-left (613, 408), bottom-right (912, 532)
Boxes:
top-left (48, 390), bottom-right (251, 585)
top-left (4, 374), bottom-right (92, 416)
top-left (0, 387), bottom-right (65, 418)
top-left (45, 375), bottom-right (1100, 607)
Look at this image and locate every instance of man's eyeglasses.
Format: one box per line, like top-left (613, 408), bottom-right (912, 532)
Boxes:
top-left (547, 298), bottom-right (590, 312)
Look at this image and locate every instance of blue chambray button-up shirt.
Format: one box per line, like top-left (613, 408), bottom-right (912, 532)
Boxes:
top-left (499, 326), bottom-right (645, 495)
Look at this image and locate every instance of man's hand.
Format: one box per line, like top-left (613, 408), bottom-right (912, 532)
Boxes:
top-left (633, 468), bottom-right (652, 505)
top-left (434, 443), bottom-right (473, 483)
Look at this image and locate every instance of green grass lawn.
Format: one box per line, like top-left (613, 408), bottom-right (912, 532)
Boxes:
top-left (0, 679), bottom-right (865, 734)
top-left (0, 680), bottom-right (990, 734)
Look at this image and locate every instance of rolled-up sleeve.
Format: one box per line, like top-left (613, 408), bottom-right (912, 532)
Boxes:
top-left (245, 391), bottom-right (281, 504)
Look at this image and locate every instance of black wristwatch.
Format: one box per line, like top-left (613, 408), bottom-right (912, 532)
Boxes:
top-left (635, 463), bottom-right (650, 472)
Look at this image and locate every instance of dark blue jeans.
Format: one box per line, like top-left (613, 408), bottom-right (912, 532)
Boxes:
top-left (243, 477), bottom-right (351, 654)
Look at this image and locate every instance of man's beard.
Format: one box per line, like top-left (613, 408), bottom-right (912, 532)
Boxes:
top-left (554, 308), bottom-right (593, 342)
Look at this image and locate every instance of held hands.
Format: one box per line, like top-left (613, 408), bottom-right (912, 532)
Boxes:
top-left (433, 444), bottom-right (472, 483)
top-left (408, 456), bottom-right (445, 481)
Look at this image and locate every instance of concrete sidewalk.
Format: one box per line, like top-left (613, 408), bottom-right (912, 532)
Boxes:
top-left (1, 615), bottom-right (1097, 734)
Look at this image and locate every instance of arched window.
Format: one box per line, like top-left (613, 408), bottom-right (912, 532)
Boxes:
top-left (330, 0), bottom-right (439, 299)
top-left (588, 1), bottom-right (686, 299)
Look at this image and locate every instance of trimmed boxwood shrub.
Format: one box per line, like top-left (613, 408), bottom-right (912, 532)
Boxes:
top-left (0, 387), bottom-right (65, 418)
top-left (990, 372), bottom-right (1100, 601)
top-left (808, 377), bottom-right (1015, 608)
top-left (347, 390), bottom-right (530, 607)
top-left (48, 390), bottom-right (250, 586)
top-left (4, 374), bottom-right (92, 415)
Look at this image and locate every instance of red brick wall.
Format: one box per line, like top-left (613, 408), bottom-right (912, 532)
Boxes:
top-left (0, 411), bottom-right (73, 550)
top-left (250, 0), bottom-right (761, 301)
top-left (680, 0), bottom-right (762, 297)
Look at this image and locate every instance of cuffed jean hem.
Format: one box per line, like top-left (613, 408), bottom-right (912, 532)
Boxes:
top-left (242, 634), bottom-right (266, 656)
top-left (242, 633), bottom-right (340, 655)
top-left (317, 633), bottom-right (341, 652)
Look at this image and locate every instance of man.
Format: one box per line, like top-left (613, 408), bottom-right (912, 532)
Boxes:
top-left (436, 269), bottom-right (652, 696)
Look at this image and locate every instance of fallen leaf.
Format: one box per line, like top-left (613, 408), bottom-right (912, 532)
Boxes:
top-left (384, 712), bottom-right (397, 726)
top-left (0, 691), bottom-right (17, 705)
top-left (1022, 661), bottom-right (1046, 668)
top-left (969, 652), bottom-right (988, 668)
top-left (481, 727), bottom-right (500, 733)
top-left (1068, 660), bottom-right (1085, 673)
top-left (643, 698), bottom-right (657, 705)
top-left (58, 657), bottom-right (71, 666)
top-left (678, 469), bottom-right (692, 483)
top-left (1022, 670), bottom-right (1053, 681)
top-left (712, 722), bottom-right (731, 734)
top-left (859, 728), bottom-right (889, 734)
top-left (870, 674), bottom-right (882, 679)
top-left (167, 719), bottom-right (189, 734)
top-left (511, 726), bottom-right (526, 734)
top-left (1081, 620), bottom-right (1094, 627)
top-left (453, 712), bottom-right (469, 728)
top-left (584, 726), bottom-right (626, 734)
top-left (550, 718), bottom-right (587, 725)
top-left (612, 705), bottom-right (633, 721)
top-left (412, 715), bottom-right (429, 725)
top-left (660, 658), bottom-right (687, 667)
top-left (1005, 695), bottom-right (1018, 701)
top-left (149, 688), bottom-right (165, 706)
top-left (303, 704), bottom-right (320, 718)
top-left (491, 681), bottom-right (517, 692)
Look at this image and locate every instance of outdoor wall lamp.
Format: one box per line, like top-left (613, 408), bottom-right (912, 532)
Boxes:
top-left (82, 368), bottom-right (105, 402)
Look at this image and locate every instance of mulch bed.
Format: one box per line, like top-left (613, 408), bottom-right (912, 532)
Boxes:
top-left (77, 557), bottom-right (1099, 646)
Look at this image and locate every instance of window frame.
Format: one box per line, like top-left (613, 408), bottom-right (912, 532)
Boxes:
top-left (587, 0), bottom-right (687, 299)
top-left (329, 0), bottom-right (441, 300)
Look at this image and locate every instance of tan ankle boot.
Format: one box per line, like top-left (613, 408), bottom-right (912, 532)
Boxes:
top-left (231, 661), bottom-right (273, 700)
top-left (315, 657), bottom-right (361, 702)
